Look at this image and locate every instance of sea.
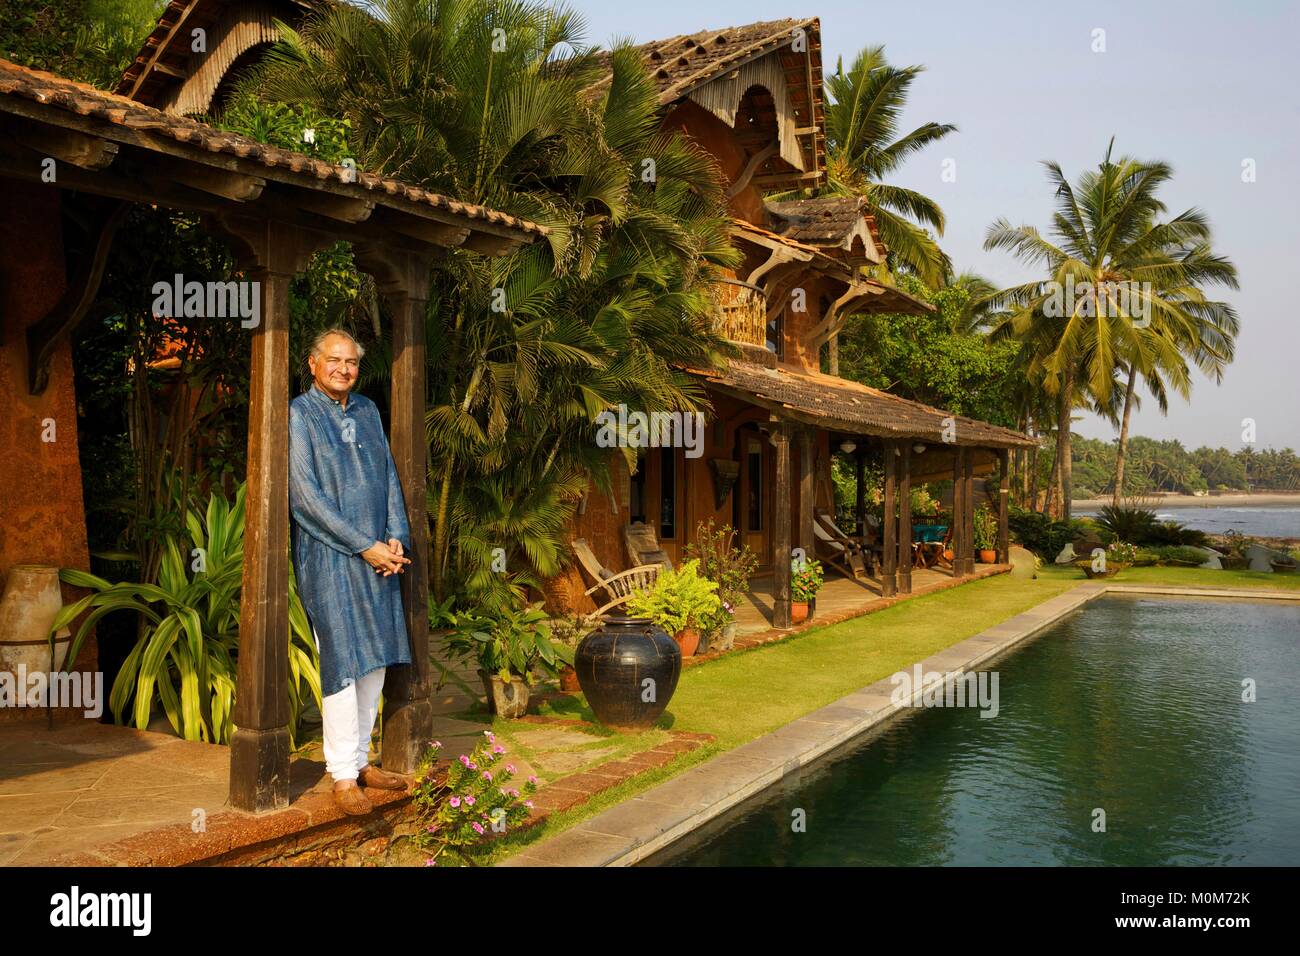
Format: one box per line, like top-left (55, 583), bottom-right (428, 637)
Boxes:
top-left (1075, 503), bottom-right (1300, 538)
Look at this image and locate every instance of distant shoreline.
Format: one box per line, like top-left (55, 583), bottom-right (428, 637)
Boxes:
top-left (1073, 492), bottom-right (1300, 509)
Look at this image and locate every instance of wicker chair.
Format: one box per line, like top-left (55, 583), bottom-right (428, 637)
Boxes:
top-left (571, 538), bottom-right (661, 616)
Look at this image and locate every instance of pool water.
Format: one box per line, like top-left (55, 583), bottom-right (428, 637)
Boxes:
top-left (646, 596), bottom-right (1300, 866)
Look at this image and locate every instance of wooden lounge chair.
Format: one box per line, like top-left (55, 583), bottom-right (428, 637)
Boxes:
top-left (624, 521), bottom-right (674, 570)
top-left (813, 510), bottom-right (870, 580)
top-left (571, 538), bottom-right (661, 616)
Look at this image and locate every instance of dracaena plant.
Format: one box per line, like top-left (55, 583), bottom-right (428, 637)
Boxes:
top-left (48, 480), bottom-right (321, 745)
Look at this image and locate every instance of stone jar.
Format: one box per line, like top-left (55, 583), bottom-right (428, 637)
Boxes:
top-left (478, 669), bottom-right (531, 719)
top-left (0, 565), bottom-right (71, 674)
top-left (575, 614), bottom-right (680, 730)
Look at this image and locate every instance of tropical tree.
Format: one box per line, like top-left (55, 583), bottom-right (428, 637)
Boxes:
top-left (242, 0), bottom-right (738, 603)
top-left (818, 46), bottom-right (957, 285)
top-left (979, 140), bottom-right (1238, 518)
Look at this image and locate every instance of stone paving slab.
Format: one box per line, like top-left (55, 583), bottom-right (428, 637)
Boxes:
top-left (502, 582), bottom-right (1294, 867)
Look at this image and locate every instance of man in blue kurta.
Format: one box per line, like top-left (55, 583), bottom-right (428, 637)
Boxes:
top-left (289, 328), bottom-right (412, 815)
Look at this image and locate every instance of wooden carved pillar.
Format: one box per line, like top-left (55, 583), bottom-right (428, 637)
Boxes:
top-left (898, 442), bottom-right (912, 593)
top-left (219, 217), bottom-right (328, 813)
top-left (798, 428), bottom-right (815, 559)
top-left (952, 447), bottom-right (965, 579)
top-left (998, 448), bottom-right (1011, 564)
top-left (771, 423), bottom-right (793, 628)
top-left (881, 441), bottom-right (897, 597)
top-left (963, 448), bottom-right (976, 576)
top-left (359, 246), bottom-right (435, 774)
top-left (853, 447), bottom-right (866, 537)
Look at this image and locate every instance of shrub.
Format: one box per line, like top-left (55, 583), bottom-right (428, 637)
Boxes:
top-left (973, 505), bottom-right (997, 550)
top-left (1143, 521), bottom-right (1209, 548)
top-left (683, 519), bottom-right (759, 610)
top-left (627, 559), bottom-right (721, 635)
top-left (446, 598), bottom-right (570, 685)
top-left (1008, 507), bottom-right (1077, 559)
top-left (1146, 545), bottom-right (1210, 565)
top-left (411, 732), bottom-right (538, 866)
top-left (1094, 505), bottom-right (1159, 542)
top-left (1106, 540), bottom-right (1139, 565)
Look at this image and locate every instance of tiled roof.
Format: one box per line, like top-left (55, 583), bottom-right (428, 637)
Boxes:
top-left (596, 17), bottom-right (819, 103)
top-left (767, 195), bottom-right (883, 252)
top-left (691, 359), bottom-right (1036, 448)
top-left (0, 58), bottom-right (546, 238)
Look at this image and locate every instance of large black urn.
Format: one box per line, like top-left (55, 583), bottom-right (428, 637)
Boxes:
top-left (574, 614), bottom-right (681, 729)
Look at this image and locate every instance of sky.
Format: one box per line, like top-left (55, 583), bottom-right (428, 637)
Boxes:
top-left (567, 0), bottom-right (1300, 452)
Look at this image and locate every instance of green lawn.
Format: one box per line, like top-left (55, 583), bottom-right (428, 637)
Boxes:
top-left (480, 564), bottom-right (1299, 862)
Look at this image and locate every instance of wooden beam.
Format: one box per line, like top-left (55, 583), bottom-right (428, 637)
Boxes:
top-left (168, 163), bottom-right (265, 202)
top-left (898, 443), bottom-right (912, 593)
top-left (725, 142), bottom-right (777, 199)
top-left (126, 0), bottom-right (203, 100)
top-left (798, 427), bottom-right (815, 558)
top-left (770, 423), bottom-right (793, 628)
top-left (292, 192), bottom-right (375, 224)
top-left (882, 441), bottom-right (897, 597)
top-left (952, 447), bottom-right (965, 579)
top-left (462, 231), bottom-right (520, 256)
top-left (752, 170), bottom-right (822, 188)
top-left (26, 199), bottom-right (129, 394)
top-left (379, 252), bottom-right (434, 774)
top-left (997, 448), bottom-right (1010, 564)
top-left (12, 124), bottom-right (118, 170)
top-left (963, 449), bottom-right (976, 576)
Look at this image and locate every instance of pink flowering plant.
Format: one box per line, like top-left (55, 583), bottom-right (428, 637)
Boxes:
top-left (410, 731), bottom-right (538, 866)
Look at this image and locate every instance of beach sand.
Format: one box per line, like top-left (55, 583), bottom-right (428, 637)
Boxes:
top-left (1072, 492), bottom-right (1300, 509)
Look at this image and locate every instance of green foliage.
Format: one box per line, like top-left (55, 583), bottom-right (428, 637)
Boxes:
top-left (0, 0), bottom-right (166, 87)
top-left (973, 505), bottom-right (997, 550)
top-left (1143, 521), bottom-right (1209, 548)
top-left (210, 93), bottom-right (353, 163)
top-left (626, 559), bottom-right (721, 635)
top-left (683, 519), bottom-right (759, 610)
top-left (1094, 504), bottom-right (1159, 542)
top-left (445, 599), bottom-right (569, 684)
top-left (791, 558), bottom-right (825, 603)
top-left (1106, 541), bottom-right (1140, 566)
top-left (1141, 545), bottom-right (1209, 566)
top-left (1008, 506), bottom-right (1081, 560)
top-left (49, 482), bottom-right (320, 745)
top-left (411, 733), bottom-right (538, 866)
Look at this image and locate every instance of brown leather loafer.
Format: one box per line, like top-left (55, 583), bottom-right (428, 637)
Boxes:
top-left (358, 765), bottom-right (408, 791)
top-left (332, 782), bottom-right (374, 816)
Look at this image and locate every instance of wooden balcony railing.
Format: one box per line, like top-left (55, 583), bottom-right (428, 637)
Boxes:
top-left (711, 278), bottom-right (768, 349)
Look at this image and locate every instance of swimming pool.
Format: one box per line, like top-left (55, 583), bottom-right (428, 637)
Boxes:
top-left (646, 595), bottom-right (1300, 866)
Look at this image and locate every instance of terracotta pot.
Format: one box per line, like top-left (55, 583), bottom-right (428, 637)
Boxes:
top-left (979, 549), bottom-right (997, 564)
top-left (575, 614), bottom-right (680, 729)
top-left (943, 549), bottom-right (955, 563)
top-left (791, 601), bottom-right (809, 624)
top-left (0, 565), bottom-right (71, 675)
top-left (478, 669), bottom-right (531, 719)
top-left (558, 665), bottom-right (581, 693)
top-left (672, 627), bottom-right (701, 657)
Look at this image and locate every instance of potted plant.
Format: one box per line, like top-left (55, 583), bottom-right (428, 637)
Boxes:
top-left (790, 557), bottom-right (824, 624)
top-left (549, 613), bottom-right (599, 692)
top-left (1077, 540), bottom-right (1136, 579)
top-left (1218, 529), bottom-right (1253, 570)
top-left (446, 599), bottom-right (571, 718)
top-left (973, 504), bottom-right (998, 563)
top-left (684, 520), bottom-right (758, 655)
top-left (626, 559), bottom-right (721, 657)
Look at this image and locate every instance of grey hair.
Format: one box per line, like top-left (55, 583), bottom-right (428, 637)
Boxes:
top-left (309, 327), bottom-right (366, 361)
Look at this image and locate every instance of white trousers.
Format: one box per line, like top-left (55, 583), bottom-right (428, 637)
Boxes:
top-left (321, 667), bottom-right (386, 782)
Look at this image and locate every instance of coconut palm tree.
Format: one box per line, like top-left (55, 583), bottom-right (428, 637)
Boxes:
top-left (980, 140), bottom-right (1238, 519)
top-left (819, 46), bottom-right (957, 285)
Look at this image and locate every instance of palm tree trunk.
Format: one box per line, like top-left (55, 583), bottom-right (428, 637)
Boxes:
top-left (1112, 363), bottom-right (1138, 506)
top-left (1057, 367), bottom-right (1074, 522)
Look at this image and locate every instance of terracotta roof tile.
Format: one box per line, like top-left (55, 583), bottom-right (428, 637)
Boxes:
top-left (690, 359), bottom-right (1035, 447)
top-left (0, 57), bottom-right (546, 238)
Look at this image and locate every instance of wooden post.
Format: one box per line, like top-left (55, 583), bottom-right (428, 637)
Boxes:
top-left (798, 428), bottom-right (815, 559)
top-left (220, 218), bottom-right (325, 813)
top-left (373, 250), bottom-right (433, 774)
top-left (963, 447), bottom-right (976, 576)
top-left (951, 447), bottom-right (965, 579)
top-left (771, 423), bottom-right (793, 628)
top-left (998, 448), bottom-right (1011, 564)
top-left (882, 441), bottom-right (897, 597)
top-left (898, 442), bottom-right (912, 593)
top-left (853, 447), bottom-right (866, 537)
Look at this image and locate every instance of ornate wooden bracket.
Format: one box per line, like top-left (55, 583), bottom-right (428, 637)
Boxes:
top-left (708, 458), bottom-right (740, 508)
top-left (26, 198), bottom-right (129, 395)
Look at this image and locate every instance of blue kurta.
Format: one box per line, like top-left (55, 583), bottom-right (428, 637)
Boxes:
top-left (288, 385), bottom-right (411, 697)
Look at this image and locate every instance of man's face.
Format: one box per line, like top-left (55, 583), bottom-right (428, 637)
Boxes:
top-left (308, 334), bottom-right (360, 400)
